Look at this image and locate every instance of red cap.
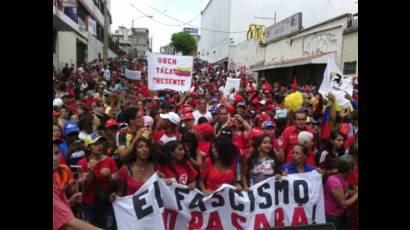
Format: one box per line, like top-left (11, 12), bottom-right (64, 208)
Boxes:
top-left (105, 119), bottom-right (119, 128)
top-left (264, 104), bottom-right (276, 111)
top-left (53, 111), bottom-right (61, 117)
top-left (182, 105), bottom-right (193, 113)
top-left (226, 104), bottom-right (235, 115)
top-left (182, 113), bottom-right (194, 121)
top-left (258, 113), bottom-right (271, 124)
top-left (251, 129), bottom-right (265, 139)
top-left (195, 123), bottom-right (214, 136)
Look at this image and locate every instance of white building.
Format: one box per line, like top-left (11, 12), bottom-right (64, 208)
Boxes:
top-left (198, 0), bottom-right (358, 67)
top-left (112, 27), bottom-right (150, 58)
top-left (245, 13), bottom-right (357, 86)
top-left (53, 0), bottom-right (117, 70)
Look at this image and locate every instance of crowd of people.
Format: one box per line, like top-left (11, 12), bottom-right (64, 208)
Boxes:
top-left (53, 56), bottom-right (358, 230)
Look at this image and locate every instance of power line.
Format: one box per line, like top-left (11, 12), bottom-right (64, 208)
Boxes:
top-left (129, 3), bottom-right (248, 33)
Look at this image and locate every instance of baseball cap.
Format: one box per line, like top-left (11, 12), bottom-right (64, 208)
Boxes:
top-left (211, 97), bottom-right (219, 103)
top-left (209, 106), bottom-right (219, 114)
top-left (143, 116), bottom-right (154, 127)
top-left (298, 131), bottom-right (313, 145)
top-left (63, 120), bottom-right (80, 136)
top-left (263, 120), bottom-right (276, 129)
top-left (237, 102), bottom-right (246, 108)
top-left (160, 112), bottom-right (180, 125)
top-left (258, 113), bottom-right (271, 124)
top-left (195, 123), bottom-right (214, 136)
top-left (182, 113), bottom-right (194, 121)
top-left (105, 119), bottom-right (119, 129)
top-left (84, 132), bottom-right (105, 147)
top-left (53, 98), bottom-right (64, 107)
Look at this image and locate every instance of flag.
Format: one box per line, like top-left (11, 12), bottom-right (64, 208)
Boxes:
top-left (320, 103), bottom-right (331, 140)
top-left (291, 73), bottom-right (298, 91)
top-left (319, 58), bottom-right (353, 109)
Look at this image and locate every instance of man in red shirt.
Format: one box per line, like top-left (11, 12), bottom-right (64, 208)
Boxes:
top-left (281, 110), bottom-right (314, 159)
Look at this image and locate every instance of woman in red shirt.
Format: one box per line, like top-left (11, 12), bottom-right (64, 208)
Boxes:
top-left (200, 136), bottom-right (241, 196)
top-left (158, 140), bottom-right (198, 189)
top-left (78, 132), bottom-right (118, 229)
top-left (114, 137), bottom-right (158, 197)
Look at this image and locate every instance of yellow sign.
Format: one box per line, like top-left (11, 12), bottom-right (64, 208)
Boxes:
top-left (247, 24), bottom-right (266, 45)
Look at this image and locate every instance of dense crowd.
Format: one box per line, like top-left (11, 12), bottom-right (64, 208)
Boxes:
top-left (53, 57), bottom-right (358, 230)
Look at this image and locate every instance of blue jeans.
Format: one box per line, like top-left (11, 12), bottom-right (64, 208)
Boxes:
top-left (84, 203), bottom-right (116, 229)
top-left (326, 213), bottom-right (348, 230)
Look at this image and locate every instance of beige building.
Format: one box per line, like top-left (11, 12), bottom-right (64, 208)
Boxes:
top-left (53, 0), bottom-right (117, 70)
top-left (341, 13), bottom-right (358, 77)
top-left (234, 13), bottom-right (359, 86)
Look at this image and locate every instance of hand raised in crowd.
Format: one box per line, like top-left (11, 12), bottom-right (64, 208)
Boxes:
top-left (100, 167), bottom-right (111, 176)
top-left (109, 192), bottom-right (117, 203)
top-left (187, 182), bottom-right (196, 191)
top-left (88, 159), bottom-right (98, 171)
top-left (282, 168), bottom-right (289, 176)
top-left (327, 92), bottom-right (335, 102)
top-left (203, 189), bottom-right (212, 197)
top-left (235, 183), bottom-right (243, 191)
top-left (344, 91), bottom-right (352, 100)
top-left (68, 192), bottom-right (83, 206)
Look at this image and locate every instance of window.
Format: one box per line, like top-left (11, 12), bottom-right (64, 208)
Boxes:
top-left (343, 61), bottom-right (357, 75)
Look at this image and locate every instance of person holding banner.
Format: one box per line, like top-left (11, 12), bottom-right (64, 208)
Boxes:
top-left (242, 134), bottom-right (281, 191)
top-left (113, 137), bottom-right (160, 198)
top-left (324, 155), bottom-right (358, 229)
top-left (200, 135), bottom-right (241, 195)
top-left (280, 144), bottom-right (316, 175)
top-left (158, 140), bottom-right (198, 189)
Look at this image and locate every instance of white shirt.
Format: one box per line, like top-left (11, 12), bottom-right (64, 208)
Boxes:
top-left (192, 110), bottom-right (212, 125)
top-left (103, 69), bottom-right (111, 81)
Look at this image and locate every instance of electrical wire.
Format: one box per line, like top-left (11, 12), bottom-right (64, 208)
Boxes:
top-left (129, 3), bottom-right (248, 33)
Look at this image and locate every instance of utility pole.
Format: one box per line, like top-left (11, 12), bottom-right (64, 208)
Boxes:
top-left (103, 0), bottom-right (108, 65)
top-left (274, 11), bottom-right (276, 25)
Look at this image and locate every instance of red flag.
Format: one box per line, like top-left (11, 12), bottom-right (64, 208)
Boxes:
top-left (291, 74), bottom-right (298, 91)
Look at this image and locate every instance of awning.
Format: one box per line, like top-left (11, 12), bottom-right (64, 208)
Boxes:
top-left (250, 52), bottom-right (336, 72)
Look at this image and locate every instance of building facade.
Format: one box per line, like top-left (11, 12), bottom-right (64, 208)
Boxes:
top-left (242, 13), bottom-right (357, 86)
top-left (198, 0), bottom-right (357, 67)
top-left (53, 0), bottom-right (118, 70)
top-left (112, 27), bottom-right (150, 58)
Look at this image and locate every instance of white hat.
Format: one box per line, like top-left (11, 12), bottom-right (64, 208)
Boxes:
top-left (160, 112), bottom-right (180, 125)
top-left (297, 131), bottom-right (313, 145)
top-left (53, 98), bottom-right (64, 107)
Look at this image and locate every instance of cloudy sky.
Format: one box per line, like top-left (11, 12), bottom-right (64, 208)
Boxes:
top-left (110, 0), bottom-right (357, 53)
top-left (110, 0), bottom-right (207, 52)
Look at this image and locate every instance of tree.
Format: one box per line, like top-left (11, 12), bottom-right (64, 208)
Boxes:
top-left (171, 32), bottom-right (197, 55)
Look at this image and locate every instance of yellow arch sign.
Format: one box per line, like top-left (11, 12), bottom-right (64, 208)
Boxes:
top-left (247, 24), bottom-right (266, 45)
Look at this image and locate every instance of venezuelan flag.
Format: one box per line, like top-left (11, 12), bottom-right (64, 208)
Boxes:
top-left (320, 103), bottom-right (331, 140)
top-left (175, 67), bottom-right (192, 77)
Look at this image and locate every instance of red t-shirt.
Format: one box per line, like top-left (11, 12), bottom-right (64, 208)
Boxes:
top-left (153, 130), bottom-right (166, 143)
top-left (117, 166), bottom-right (144, 196)
top-left (197, 141), bottom-right (211, 158)
top-left (201, 158), bottom-right (236, 192)
top-left (158, 162), bottom-right (198, 185)
top-left (232, 130), bottom-right (246, 152)
top-left (281, 125), bottom-right (314, 154)
top-left (284, 148), bottom-right (316, 167)
top-left (78, 156), bottom-right (118, 205)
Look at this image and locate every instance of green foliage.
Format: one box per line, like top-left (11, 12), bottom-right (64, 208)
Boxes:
top-left (171, 32), bottom-right (197, 55)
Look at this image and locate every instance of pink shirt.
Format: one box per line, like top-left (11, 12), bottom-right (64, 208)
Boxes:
top-left (53, 180), bottom-right (74, 230)
top-left (324, 175), bottom-right (349, 216)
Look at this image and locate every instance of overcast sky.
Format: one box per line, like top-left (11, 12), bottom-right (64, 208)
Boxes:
top-left (110, 0), bottom-right (357, 53)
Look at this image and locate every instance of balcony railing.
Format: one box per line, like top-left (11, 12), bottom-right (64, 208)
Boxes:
top-left (53, 0), bottom-right (78, 23)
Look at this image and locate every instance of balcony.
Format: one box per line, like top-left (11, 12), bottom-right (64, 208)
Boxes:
top-left (53, 0), bottom-right (79, 32)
